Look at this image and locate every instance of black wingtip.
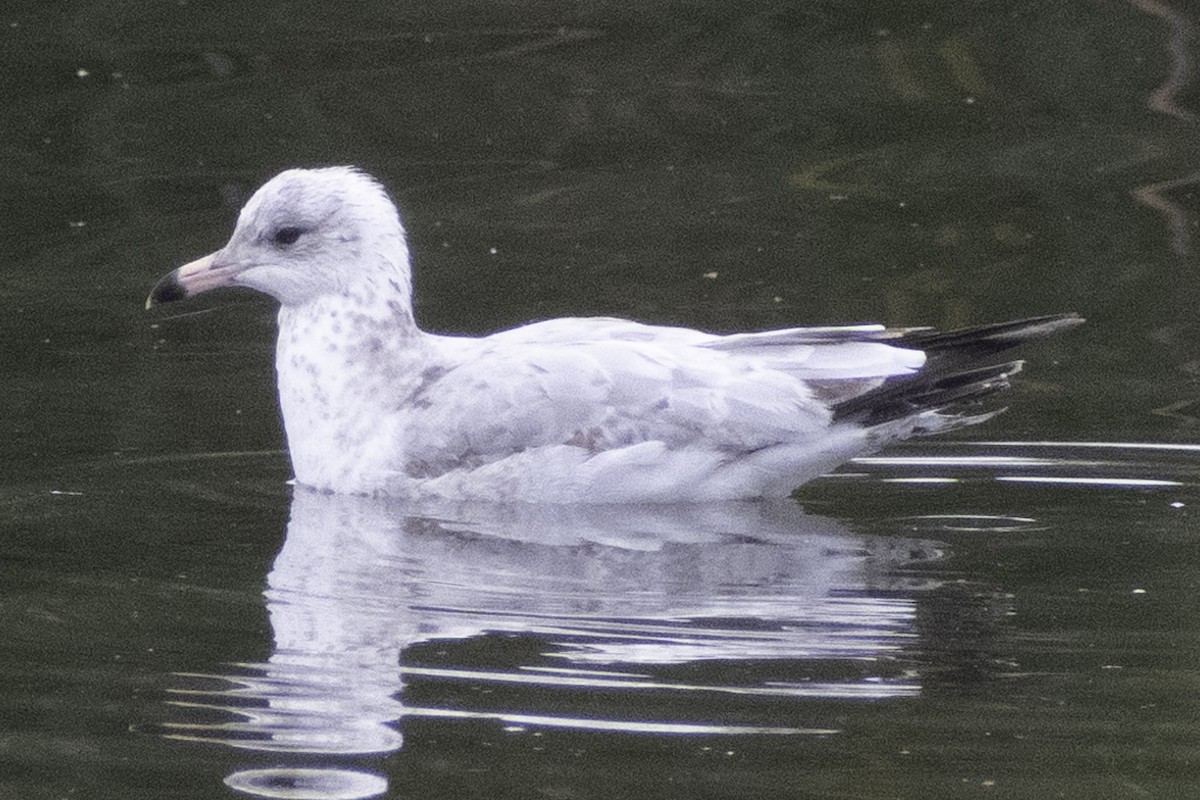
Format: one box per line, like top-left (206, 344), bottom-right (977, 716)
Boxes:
top-left (904, 313), bottom-right (1084, 354)
top-left (833, 360), bottom-right (1026, 425)
top-left (831, 313), bottom-right (1081, 426)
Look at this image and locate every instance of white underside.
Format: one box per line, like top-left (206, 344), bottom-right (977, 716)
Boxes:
top-left (288, 413), bottom-right (961, 503)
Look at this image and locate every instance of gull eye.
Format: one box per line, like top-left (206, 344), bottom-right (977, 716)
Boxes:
top-left (272, 226), bottom-right (305, 246)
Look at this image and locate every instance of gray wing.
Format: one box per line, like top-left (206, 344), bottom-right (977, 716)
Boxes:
top-left (399, 318), bottom-right (929, 476)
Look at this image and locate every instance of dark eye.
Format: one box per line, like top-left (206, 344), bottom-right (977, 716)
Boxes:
top-left (272, 226), bottom-right (305, 246)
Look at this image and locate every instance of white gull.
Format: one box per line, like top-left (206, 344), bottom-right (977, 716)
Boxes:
top-left (146, 167), bottom-right (1081, 503)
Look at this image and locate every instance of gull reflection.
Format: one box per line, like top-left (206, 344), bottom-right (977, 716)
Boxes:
top-left (164, 490), bottom-right (951, 799)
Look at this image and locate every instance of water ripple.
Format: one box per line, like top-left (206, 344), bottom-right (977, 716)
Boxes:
top-left (148, 439), bottom-right (1200, 797)
top-left (224, 768), bottom-right (387, 800)
top-left (843, 440), bottom-right (1200, 490)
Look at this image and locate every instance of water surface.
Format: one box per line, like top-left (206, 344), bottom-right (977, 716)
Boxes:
top-left (3, 1), bottom-right (1200, 798)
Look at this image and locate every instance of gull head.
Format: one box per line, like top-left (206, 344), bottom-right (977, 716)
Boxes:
top-left (147, 167), bottom-right (410, 309)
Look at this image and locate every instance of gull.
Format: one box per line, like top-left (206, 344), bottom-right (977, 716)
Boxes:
top-left (146, 167), bottom-right (1081, 502)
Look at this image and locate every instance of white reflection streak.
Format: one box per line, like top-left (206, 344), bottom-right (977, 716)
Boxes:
top-left (975, 440), bottom-right (1200, 453)
top-left (854, 455), bottom-right (1056, 466)
top-left (399, 666), bottom-right (916, 699)
top-left (918, 514), bottom-right (1037, 523)
top-left (521, 665), bottom-right (652, 678)
top-left (998, 476), bottom-right (1182, 487)
top-left (854, 443), bottom-right (1193, 488)
top-left (404, 707), bottom-right (840, 736)
top-left (514, 616), bottom-right (912, 642)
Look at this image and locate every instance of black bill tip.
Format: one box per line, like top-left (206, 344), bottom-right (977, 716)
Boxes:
top-left (145, 271), bottom-right (187, 310)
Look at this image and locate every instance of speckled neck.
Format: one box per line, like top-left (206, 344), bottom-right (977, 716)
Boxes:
top-left (274, 285), bottom-right (426, 493)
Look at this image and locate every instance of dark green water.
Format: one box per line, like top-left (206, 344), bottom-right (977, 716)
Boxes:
top-left (4, 2), bottom-right (1200, 798)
